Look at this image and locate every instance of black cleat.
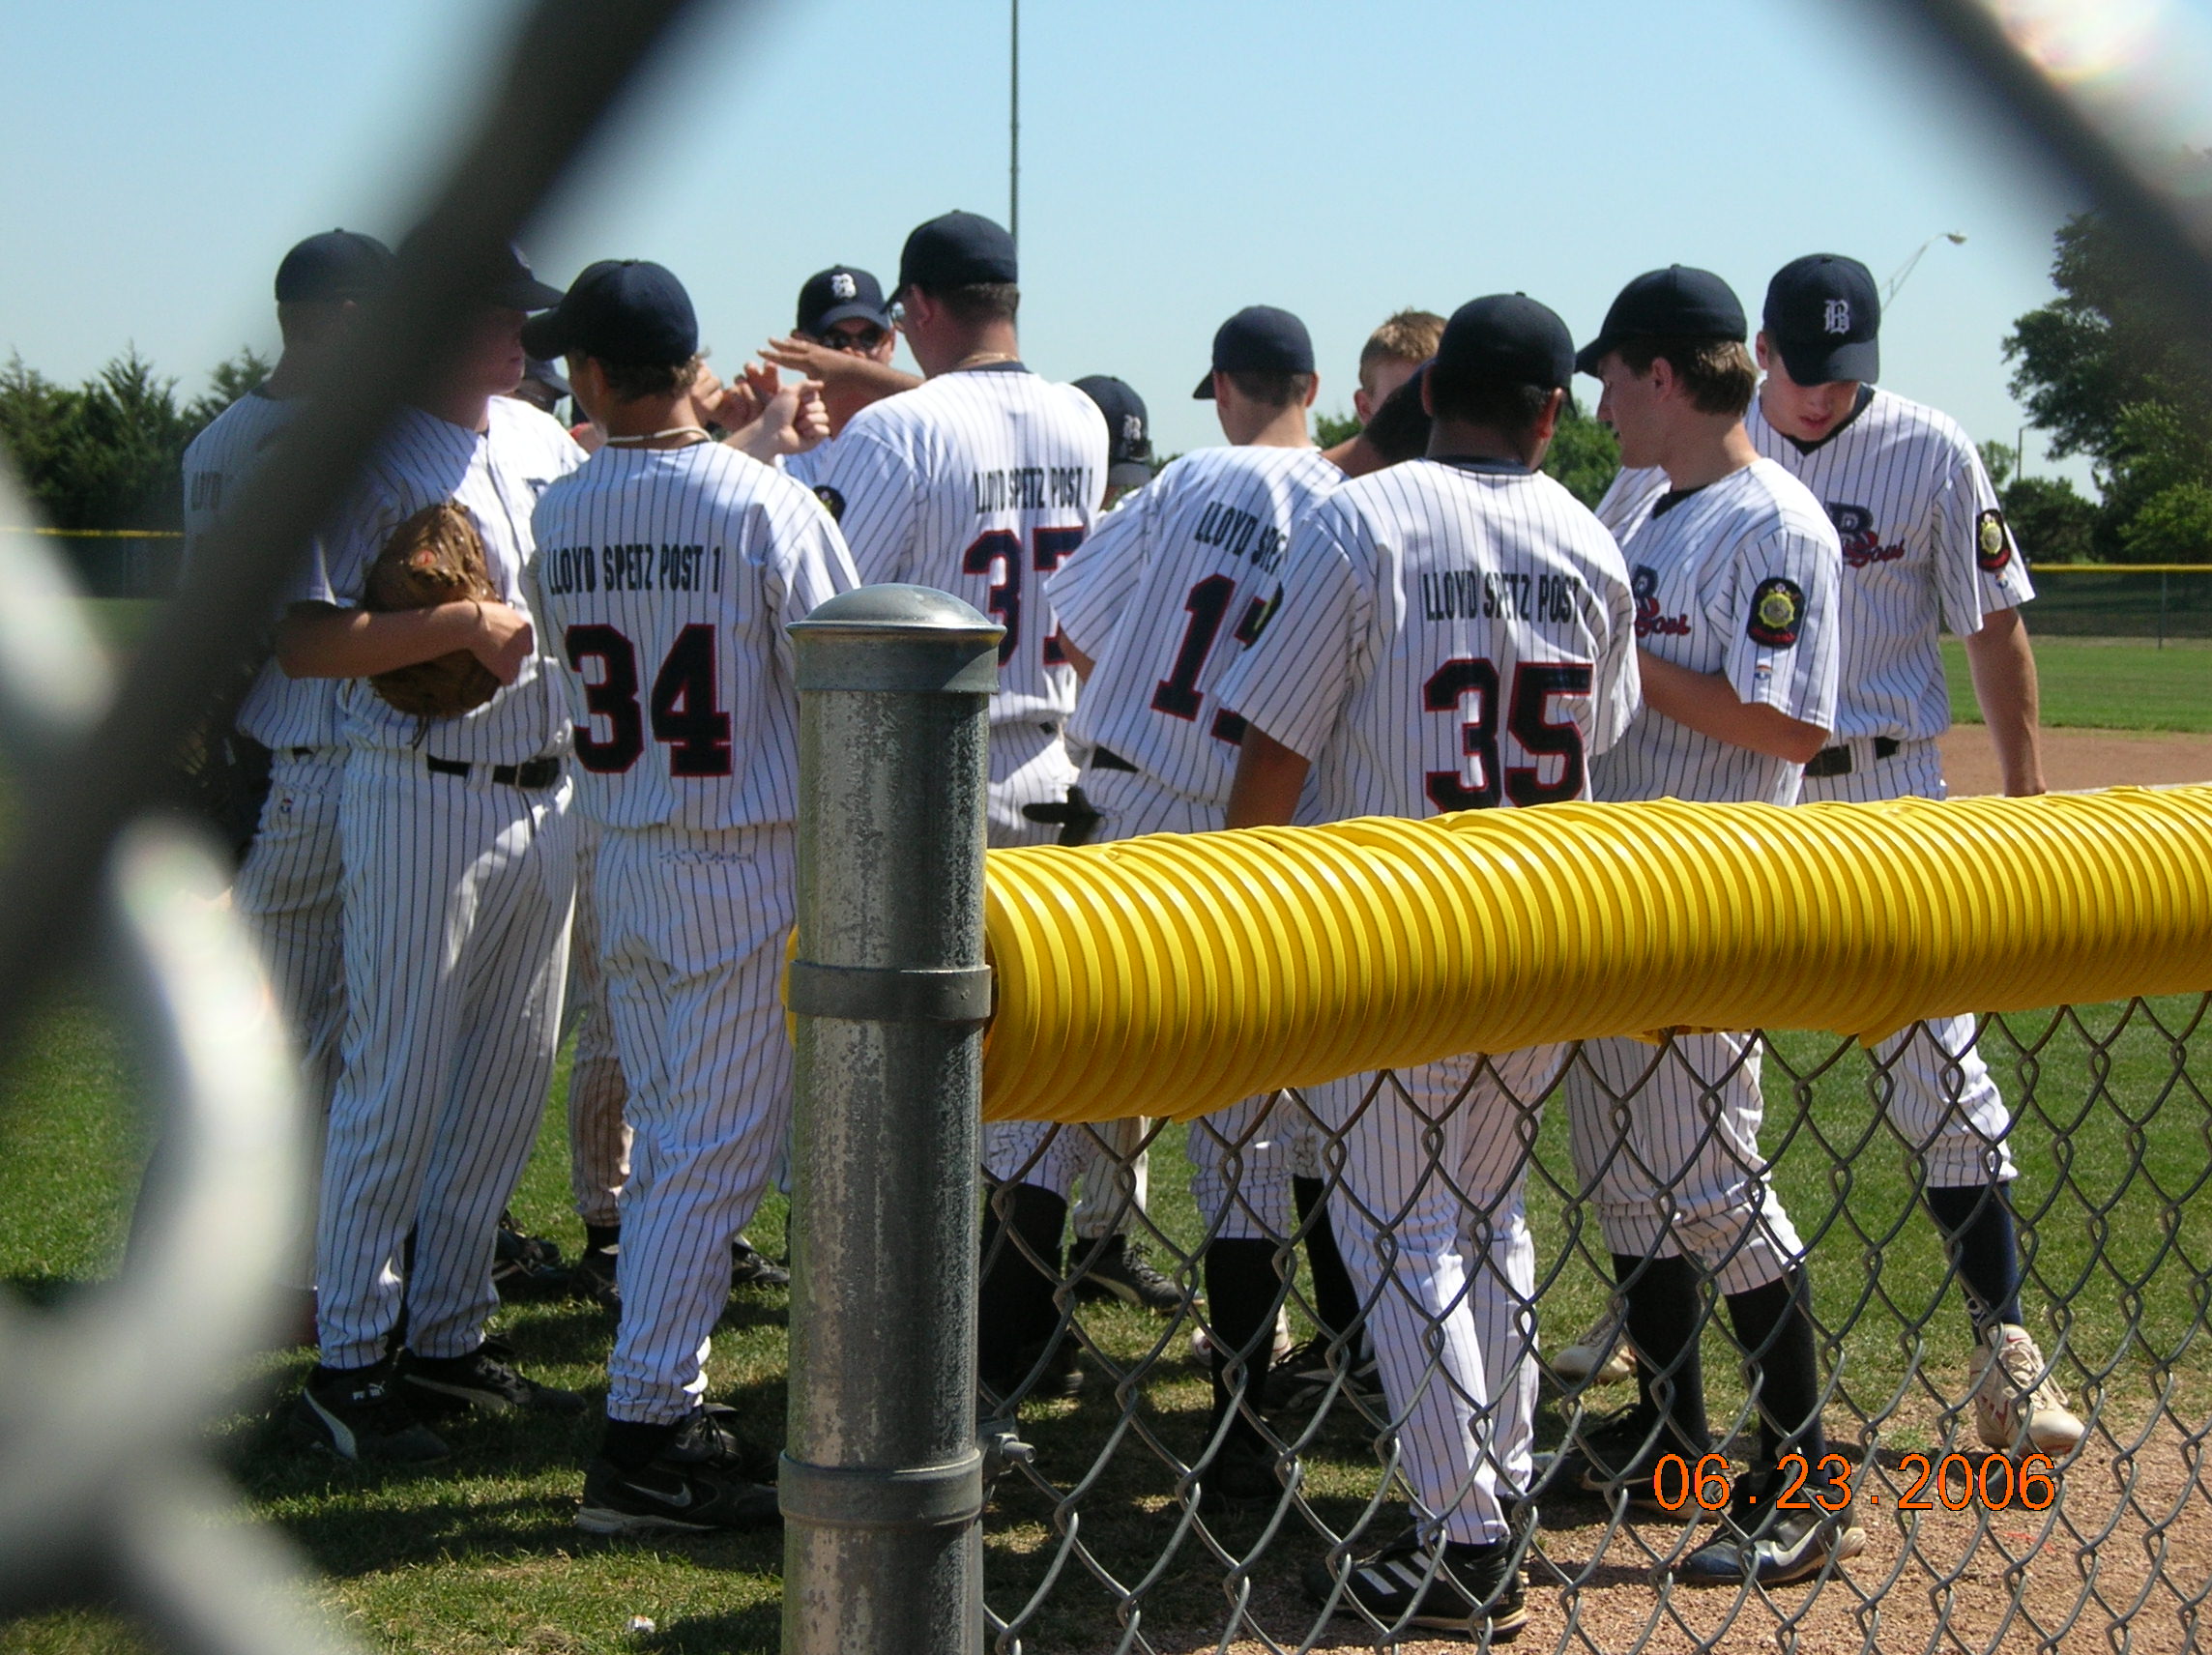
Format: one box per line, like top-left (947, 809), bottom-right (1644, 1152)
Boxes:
top-left (730, 1234), bottom-right (791, 1292)
top-left (1677, 1466), bottom-right (1866, 1586)
top-left (566, 1243), bottom-right (622, 1314)
top-left (291, 1358), bottom-right (451, 1464)
top-left (1557, 1406), bottom-right (1710, 1516)
top-left (1195, 1434), bottom-right (1291, 1515)
top-left (1070, 1234), bottom-right (1191, 1315)
top-left (577, 1408), bottom-right (783, 1535)
top-left (400, 1345), bottom-right (588, 1418)
top-left (1303, 1524), bottom-right (1527, 1638)
top-left (1267, 1334), bottom-right (1385, 1413)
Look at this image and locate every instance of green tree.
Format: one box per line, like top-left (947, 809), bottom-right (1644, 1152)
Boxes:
top-left (2000, 475), bottom-right (2098, 564)
top-left (1313, 409), bottom-right (1360, 449)
top-left (1542, 402), bottom-right (1619, 508)
top-left (189, 347), bottom-right (273, 426)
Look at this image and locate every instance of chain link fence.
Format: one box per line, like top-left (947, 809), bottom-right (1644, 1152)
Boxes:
top-left (976, 1001), bottom-right (2212, 1653)
top-left (2020, 566), bottom-right (2212, 645)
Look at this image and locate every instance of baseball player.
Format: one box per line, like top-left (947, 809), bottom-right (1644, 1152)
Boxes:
top-left (1747, 254), bottom-right (2081, 1456)
top-left (763, 264), bottom-right (917, 490)
top-left (277, 239), bottom-right (586, 1462)
top-left (523, 258), bottom-right (857, 1532)
top-left (1041, 371), bottom-right (1185, 1320)
top-left (1321, 309), bottom-right (1444, 471)
top-left (1214, 294), bottom-right (1641, 1635)
top-left (1558, 266), bottom-right (1857, 1587)
top-left (183, 230), bottom-right (393, 1326)
top-left (802, 211), bottom-right (1109, 1405)
top-left (1035, 309), bottom-right (1344, 1492)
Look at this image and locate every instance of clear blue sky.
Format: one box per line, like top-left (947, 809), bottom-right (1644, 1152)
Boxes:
top-left (5, 0), bottom-right (2094, 482)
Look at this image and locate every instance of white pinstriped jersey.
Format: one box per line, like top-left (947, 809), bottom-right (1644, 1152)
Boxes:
top-left (303, 397), bottom-right (586, 766)
top-left (1594, 457), bottom-right (1842, 806)
top-left (1046, 444), bottom-right (1341, 805)
top-left (1213, 459), bottom-right (1641, 824)
top-left (183, 390), bottom-right (340, 749)
top-left (1747, 389), bottom-right (2035, 743)
top-left (780, 434), bottom-right (835, 490)
top-left (1594, 462), bottom-right (1666, 541)
top-left (528, 443), bottom-right (858, 830)
top-left (810, 364), bottom-right (1109, 725)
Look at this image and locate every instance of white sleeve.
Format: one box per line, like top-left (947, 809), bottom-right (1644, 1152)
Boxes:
top-left (1042, 476), bottom-right (1158, 657)
top-left (1722, 524), bottom-right (1840, 731)
top-left (1589, 558), bottom-right (1643, 756)
top-left (810, 422), bottom-right (919, 587)
top-left (1212, 509), bottom-right (1366, 762)
top-left (1932, 452), bottom-right (2036, 635)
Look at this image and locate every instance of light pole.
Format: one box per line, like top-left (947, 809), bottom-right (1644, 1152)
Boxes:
top-left (1009, 0), bottom-right (1019, 249)
top-left (1884, 231), bottom-right (1967, 305)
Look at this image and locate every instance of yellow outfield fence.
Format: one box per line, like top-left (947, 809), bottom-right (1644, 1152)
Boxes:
top-left (980, 786), bottom-right (2212, 1123)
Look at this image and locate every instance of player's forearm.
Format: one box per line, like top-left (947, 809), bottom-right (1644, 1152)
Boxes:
top-left (1636, 651), bottom-right (1829, 763)
top-left (1061, 638), bottom-right (1095, 681)
top-left (1963, 608), bottom-right (2047, 796)
top-left (1224, 726), bottom-right (1310, 829)
top-left (276, 601), bottom-right (490, 680)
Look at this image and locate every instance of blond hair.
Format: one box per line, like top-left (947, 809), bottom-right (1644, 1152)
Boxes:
top-left (1357, 309), bottom-right (1447, 392)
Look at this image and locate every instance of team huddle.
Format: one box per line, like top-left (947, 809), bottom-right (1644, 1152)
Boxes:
top-left (185, 208), bottom-right (2082, 1635)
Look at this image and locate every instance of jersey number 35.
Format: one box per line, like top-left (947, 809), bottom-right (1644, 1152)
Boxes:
top-left (1425, 657), bottom-right (1593, 811)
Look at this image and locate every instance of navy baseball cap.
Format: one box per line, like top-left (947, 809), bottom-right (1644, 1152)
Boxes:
top-left (396, 229), bottom-right (564, 310)
top-left (798, 265), bottom-right (891, 335)
top-left (1432, 294), bottom-right (1576, 398)
top-left (1763, 254), bottom-right (1880, 386)
top-left (1195, 305), bottom-right (1316, 398)
top-left (522, 357), bottom-right (572, 398)
top-left (1574, 266), bottom-right (1746, 376)
top-left (521, 259), bottom-right (698, 365)
top-left (274, 230), bottom-right (393, 304)
top-left (897, 212), bottom-right (1018, 294)
top-left (1075, 375), bottom-right (1153, 490)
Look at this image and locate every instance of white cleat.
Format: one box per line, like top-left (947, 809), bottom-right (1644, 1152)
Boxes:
top-left (1973, 1322), bottom-right (2085, 1456)
top-left (1553, 1311), bottom-right (1636, 1386)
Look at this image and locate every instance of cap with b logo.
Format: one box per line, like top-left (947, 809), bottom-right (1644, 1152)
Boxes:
top-left (1431, 293), bottom-right (1577, 399)
top-left (1195, 305), bottom-right (1315, 398)
top-left (274, 229), bottom-right (394, 305)
top-left (1574, 265), bottom-right (1746, 376)
top-left (396, 229), bottom-right (564, 310)
top-left (520, 259), bottom-right (698, 365)
top-left (1763, 253), bottom-right (1880, 387)
top-left (1074, 374), bottom-right (1152, 489)
top-left (897, 212), bottom-right (1019, 294)
top-left (798, 265), bottom-right (890, 335)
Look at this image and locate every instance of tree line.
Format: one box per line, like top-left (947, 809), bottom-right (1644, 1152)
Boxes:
top-left (3, 212), bottom-right (2206, 559)
top-left (0, 347), bottom-right (269, 531)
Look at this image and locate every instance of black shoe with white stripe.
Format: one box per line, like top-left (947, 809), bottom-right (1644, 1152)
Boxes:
top-left (1302, 1525), bottom-right (1527, 1638)
top-left (577, 1408), bottom-right (782, 1535)
top-left (1676, 1466), bottom-right (1866, 1587)
top-left (399, 1345), bottom-right (587, 1418)
top-left (291, 1358), bottom-right (451, 1464)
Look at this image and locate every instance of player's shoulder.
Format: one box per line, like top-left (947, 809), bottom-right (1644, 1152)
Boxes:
top-left (488, 393), bottom-right (587, 463)
top-left (1735, 458), bottom-right (1842, 546)
top-left (186, 388), bottom-right (292, 463)
top-left (1861, 387), bottom-right (1980, 467)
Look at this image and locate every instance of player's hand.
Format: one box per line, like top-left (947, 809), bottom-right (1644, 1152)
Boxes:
top-left (785, 379), bottom-right (830, 453)
top-left (695, 362), bottom-right (765, 433)
top-left (465, 599), bottom-right (536, 684)
top-left (760, 334), bottom-right (841, 381)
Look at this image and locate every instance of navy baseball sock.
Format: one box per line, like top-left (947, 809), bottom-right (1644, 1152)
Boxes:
top-left (1924, 1181), bottom-right (2024, 1336)
top-left (1206, 1237), bottom-right (1283, 1449)
top-left (1293, 1176), bottom-right (1363, 1346)
top-left (582, 1222), bottom-right (619, 1258)
top-left (600, 1415), bottom-right (680, 1470)
top-left (1725, 1269), bottom-right (1827, 1471)
top-left (1615, 1252), bottom-right (1711, 1456)
top-left (977, 1181), bottom-right (1068, 1399)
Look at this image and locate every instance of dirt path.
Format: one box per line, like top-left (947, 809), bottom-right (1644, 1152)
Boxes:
top-left (1939, 726), bottom-right (2212, 795)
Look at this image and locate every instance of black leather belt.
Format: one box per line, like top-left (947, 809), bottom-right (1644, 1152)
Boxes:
top-left (425, 754), bottom-right (562, 789)
top-left (1804, 736), bottom-right (1900, 779)
top-left (1090, 746), bottom-right (1138, 773)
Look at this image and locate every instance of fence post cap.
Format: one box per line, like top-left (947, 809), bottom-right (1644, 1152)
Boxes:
top-left (791, 583), bottom-right (1004, 694)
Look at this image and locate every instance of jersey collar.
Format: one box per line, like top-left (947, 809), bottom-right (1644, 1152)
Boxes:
top-left (1429, 454), bottom-right (1534, 477)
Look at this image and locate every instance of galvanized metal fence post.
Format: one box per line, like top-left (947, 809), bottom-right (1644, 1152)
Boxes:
top-left (782, 586), bottom-right (1003, 1655)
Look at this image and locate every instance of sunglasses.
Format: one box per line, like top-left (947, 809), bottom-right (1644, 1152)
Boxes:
top-left (817, 325), bottom-right (888, 353)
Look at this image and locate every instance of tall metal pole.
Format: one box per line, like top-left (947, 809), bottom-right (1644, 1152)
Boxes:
top-left (1009, 0), bottom-right (1020, 249)
top-left (781, 586), bottom-right (1002, 1655)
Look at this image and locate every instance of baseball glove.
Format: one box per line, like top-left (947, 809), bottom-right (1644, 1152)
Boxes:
top-left (362, 501), bottom-right (504, 719)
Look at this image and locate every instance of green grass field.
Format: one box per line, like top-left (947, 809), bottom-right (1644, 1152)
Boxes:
top-left (1944, 636), bottom-right (2212, 732)
top-left (1, 986), bottom-right (2206, 1654)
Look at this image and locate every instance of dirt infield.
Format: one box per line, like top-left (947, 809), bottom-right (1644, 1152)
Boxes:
top-left (1940, 727), bottom-right (2212, 795)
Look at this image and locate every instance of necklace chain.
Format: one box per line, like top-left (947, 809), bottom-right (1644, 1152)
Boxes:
top-left (601, 426), bottom-right (713, 448)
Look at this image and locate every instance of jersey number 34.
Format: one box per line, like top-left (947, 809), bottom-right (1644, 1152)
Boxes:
top-left (1425, 657), bottom-right (1593, 811)
top-left (565, 624), bottom-right (731, 777)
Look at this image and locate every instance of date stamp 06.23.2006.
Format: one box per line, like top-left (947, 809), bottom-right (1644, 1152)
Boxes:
top-left (1650, 1451), bottom-right (2061, 1514)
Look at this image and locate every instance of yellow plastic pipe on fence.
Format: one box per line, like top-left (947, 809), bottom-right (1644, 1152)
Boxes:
top-left (979, 787), bottom-right (2212, 1124)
